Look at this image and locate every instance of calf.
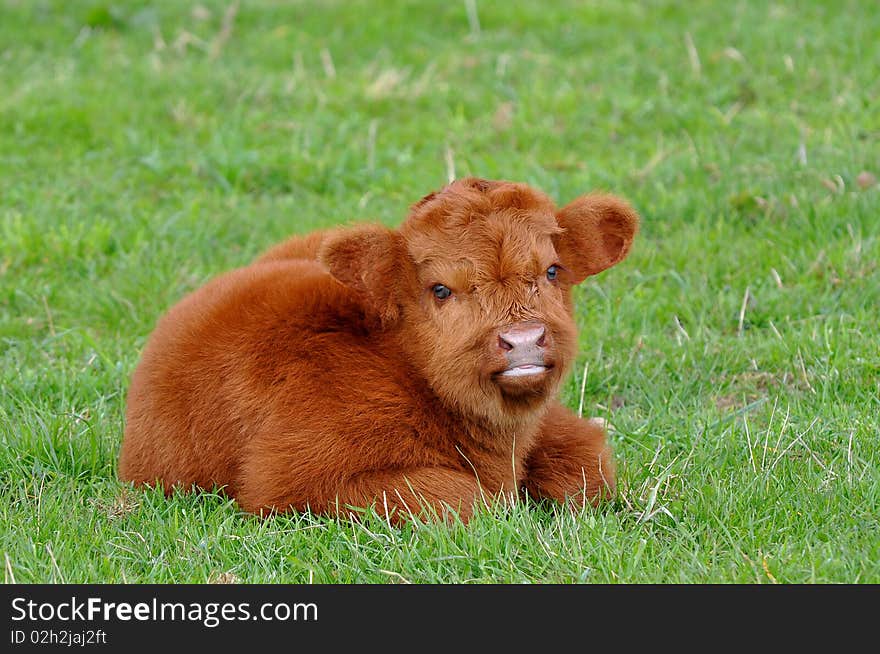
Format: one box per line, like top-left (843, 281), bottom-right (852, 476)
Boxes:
top-left (119, 178), bottom-right (639, 523)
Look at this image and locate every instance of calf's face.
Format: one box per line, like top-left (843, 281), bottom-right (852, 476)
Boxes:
top-left (319, 178), bottom-right (638, 427)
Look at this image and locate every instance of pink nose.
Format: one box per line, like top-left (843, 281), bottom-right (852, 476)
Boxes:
top-left (498, 321), bottom-right (547, 352)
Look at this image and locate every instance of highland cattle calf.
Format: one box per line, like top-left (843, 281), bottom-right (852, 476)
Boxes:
top-left (118, 178), bottom-right (639, 523)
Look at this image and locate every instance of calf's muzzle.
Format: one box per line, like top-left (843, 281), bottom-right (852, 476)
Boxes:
top-left (496, 321), bottom-right (550, 377)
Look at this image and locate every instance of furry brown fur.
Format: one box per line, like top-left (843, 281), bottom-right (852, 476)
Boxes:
top-left (119, 178), bottom-right (639, 523)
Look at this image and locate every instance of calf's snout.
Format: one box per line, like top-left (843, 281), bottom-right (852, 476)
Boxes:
top-left (497, 321), bottom-right (547, 356)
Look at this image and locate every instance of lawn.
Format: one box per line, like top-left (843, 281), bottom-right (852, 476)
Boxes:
top-left (1, 0), bottom-right (878, 583)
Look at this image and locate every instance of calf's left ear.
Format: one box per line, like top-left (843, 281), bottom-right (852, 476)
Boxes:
top-left (318, 225), bottom-right (409, 327)
top-left (553, 194), bottom-right (640, 284)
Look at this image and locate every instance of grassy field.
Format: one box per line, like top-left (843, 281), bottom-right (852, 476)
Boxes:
top-left (1, 0), bottom-right (878, 584)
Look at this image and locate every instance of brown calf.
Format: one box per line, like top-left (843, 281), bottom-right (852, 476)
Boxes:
top-left (119, 178), bottom-right (639, 523)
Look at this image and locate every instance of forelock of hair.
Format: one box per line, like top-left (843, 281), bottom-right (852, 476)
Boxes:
top-left (403, 179), bottom-right (562, 264)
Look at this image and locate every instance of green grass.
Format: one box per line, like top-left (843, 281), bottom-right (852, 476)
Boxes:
top-left (1, 0), bottom-right (878, 584)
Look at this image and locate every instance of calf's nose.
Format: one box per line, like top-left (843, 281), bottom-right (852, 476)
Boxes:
top-left (498, 321), bottom-right (547, 353)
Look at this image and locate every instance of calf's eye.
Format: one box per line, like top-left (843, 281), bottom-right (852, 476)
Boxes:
top-left (432, 284), bottom-right (452, 300)
top-left (546, 265), bottom-right (560, 281)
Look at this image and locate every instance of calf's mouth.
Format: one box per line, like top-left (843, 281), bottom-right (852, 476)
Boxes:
top-left (496, 362), bottom-right (553, 377)
top-left (491, 357), bottom-right (557, 401)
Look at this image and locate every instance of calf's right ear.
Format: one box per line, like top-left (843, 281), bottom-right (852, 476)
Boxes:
top-left (553, 194), bottom-right (640, 284)
top-left (318, 225), bottom-right (409, 327)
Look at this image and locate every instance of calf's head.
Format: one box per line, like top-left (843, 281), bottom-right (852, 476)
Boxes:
top-left (319, 178), bottom-right (639, 427)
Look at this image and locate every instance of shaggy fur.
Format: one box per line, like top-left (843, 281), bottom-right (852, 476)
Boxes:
top-left (119, 178), bottom-right (639, 523)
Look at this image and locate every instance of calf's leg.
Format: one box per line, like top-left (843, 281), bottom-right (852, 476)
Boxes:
top-left (336, 467), bottom-right (482, 524)
top-left (523, 403), bottom-right (616, 508)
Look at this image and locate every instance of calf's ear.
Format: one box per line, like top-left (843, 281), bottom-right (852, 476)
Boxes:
top-left (318, 225), bottom-right (409, 327)
top-left (553, 194), bottom-right (639, 284)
